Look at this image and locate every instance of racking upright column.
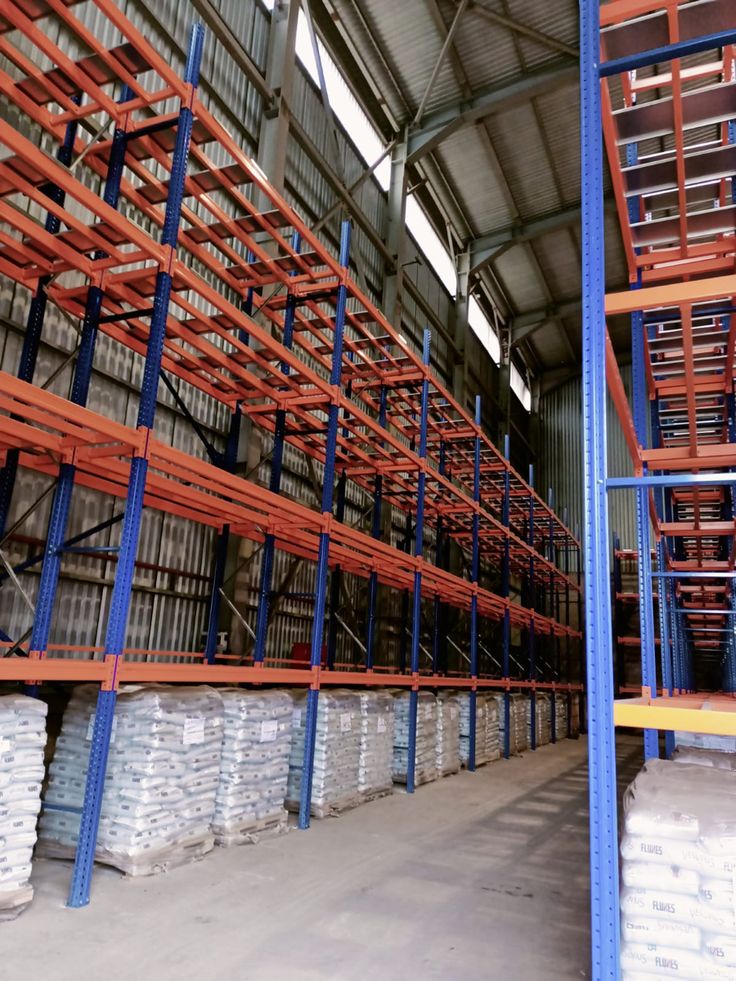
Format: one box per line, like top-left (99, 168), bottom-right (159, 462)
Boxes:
top-left (406, 329), bottom-right (431, 793)
top-left (527, 465), bottom-right (537, 750)
top-left (67, 24), bottom-right (205, 908)
top-left (467, 395), bottom-right (481, 772)
top-left (365, 384), bottom-right (388, 668)
top-left (298, 218), bottom-right (351, 829)
top-left (579, 0), bottom-right (620, 974)
top-left (501, 434), bottom-right (512, 758)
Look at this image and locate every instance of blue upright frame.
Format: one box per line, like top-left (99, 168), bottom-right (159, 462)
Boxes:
top-left (527, 465), bottom-right (536, 750)
top-left (365, 385), bottom-right (388, 668)
top-left (298, 218), bottom-right (351, 829)
top-left (501, 433), bottom-right (511, 759)
top-left (405, 329), bottom-right (431, 793)
top-left (467, 395), bottom-right (481, 771)
top-left (67, 25), bottom-right (205, 907)
top-left (580, 0), bottom-right (621, 973)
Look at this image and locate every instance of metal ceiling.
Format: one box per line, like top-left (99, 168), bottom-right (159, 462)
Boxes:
top-left (314, 0), bottom-right (629, 382)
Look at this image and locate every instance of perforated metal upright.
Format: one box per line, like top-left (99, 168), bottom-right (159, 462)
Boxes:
top-left (67, 24), bottom-right (205, 907)
top-left (467, 395), bottom-right (481, 771)
top-left (501, 433), bottom-right (512, 759)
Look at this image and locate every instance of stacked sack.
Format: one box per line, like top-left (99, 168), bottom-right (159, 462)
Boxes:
top-left (458, 693), bottom-right (500, 767)
top-left (213, 690), bottom-right (292, 845)
top-left (392, 691), bottom-right (437, 786)
top-left (620, 757), bottom-right (736, 980)
top-left (553, 693), bottom-right (568, 741)
top-left (0, 694), bottom-right (47, 919)
top-left (39, 685), bottom-right (222, 875)
top-left (286, 690), bottom-right (361, 818)
top-left (496, 693), bottom-right (530, 755)
top-left (358, 691), bottom-right (394, 799)
top-left (435, 694), bottom-right (460, 777)
top-left (526, 693), bottom-right (551, 747)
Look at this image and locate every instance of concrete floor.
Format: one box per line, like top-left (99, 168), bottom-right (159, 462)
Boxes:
top-left (7, 735), bottom-right (642, 981)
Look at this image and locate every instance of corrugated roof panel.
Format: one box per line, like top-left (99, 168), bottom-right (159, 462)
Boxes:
top-left (435, 128), bottom-right (516, 235)
top-left (532, 228), bottom-right (581, 298)
top-left (493, 247), bottom-right (549, 312)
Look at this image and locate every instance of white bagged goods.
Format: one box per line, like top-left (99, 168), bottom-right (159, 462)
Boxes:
top-left (435, 695), bottom-right (460, 777)
top-left (286, 690), bottom-right (361, 817)
top-left (482, 694), bottom-right (501, 763)
top-left (495, 693), bottom-right (530, 755)
top-left (526, 693), bottom-right (551, 747)
top-left (39, 685), bottom-right (222, 875)
top-left (213, 690), bottom-right (292, 845)
top-left (553, 694), bottom-right (568, 740)
top-left (392, 692), bottom-right (437, 786)
top-left (676, 730), bottom-right (736, 754)
top-left (358, 691), bottom-right (394, 799)
top-left (458, 692), bottom-right (486, 767)
top-left (673, 746), bottom-right (736, 771)
top-left (0, 694), bottom-right (47, 919)
top-left (620, 758), bottom-right (736, 979)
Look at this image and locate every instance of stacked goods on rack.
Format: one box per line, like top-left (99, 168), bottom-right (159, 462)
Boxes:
top-left (673, 746), bottom-right (736, 771)
top-left (39, 686), bottom-right (223, 875)
top-left (0, 694), bottom-right (47, 919)
top-left (553, 695), bottom-right (568, 741)
top-left (358, 692), bottom-right (395, 800)
top-left (213, 691), bottom-right (292, 845)
top-left (482, 694), bottom-right (501, 763)
top-left (458, 692), bottom-right (486, 767)
top-left (527, 693), bottom-right (552, 747)
top-left (496, 694), bottom-right (530, 755)
top-left (435, 695), bottom-right (460, 777)
top-left (286, 690), bottom-right (361, 817)
top-left (620, 758), bottom-right (736, 980)
top-left (676, 731), bottom-right (736, 754)
top-left (392, 692), bottom-right (438, 786)
top-left (569, 695), bottom-right (580, 737)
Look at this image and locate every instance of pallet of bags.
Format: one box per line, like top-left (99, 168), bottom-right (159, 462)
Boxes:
top-left (620, 757), bottom-right (736, 980)
top-left (458, 691), bottom-right (485, 768)
top-left (495, 693), bottom-right (530, 755)
top-left (39, 685), bottom-right (222, 876)
top-left (526, 693), bottom-right (551, 747)
top-left (482, 694), bottom-right (501, 763)
top-left (286, 689), bottom-right (361, 818)
top-left (552, 693), bottom-right (568, 741)
top-left (213, 690), bottom-right (292, 845)
top-left (435, 694), bottom-right (460, 777)
top-left (0, 694), bottom-right (47, 920)
top-left (672, 745), bottom-right (736, 771)
top-left (358, 691), bottom-right (394, 801)
top-left (392, 691), bottom-right (437, 786)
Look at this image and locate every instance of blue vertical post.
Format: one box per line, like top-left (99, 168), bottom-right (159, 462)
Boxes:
top-left (398, 512), bottom-right (413, 673)
top-left (527, 465), bottom-right (536, 751)
top-left (563, 508), bottom-right (573, 738)
top-left (67, 26), bottom-right (205, 908)
top-left (252, 233), bottom-right (302, 663)
top-left (406, 329), bottom-right (431, 793)
top-left (548, 488), bottom-right (556, 744)
top-left (431, 440), bottom-right (447, 674)
top-left (580, 0), bottom-right (620, 971)
top-left (656, 538), bottom-right (675, 756)
top-left (298, 219), bottom-right (351, 829)
top-left (501, 434), bottom-right (511, 759)
top-left (467, 396), bottom-right (481, 771)
top-left (628, 141), bottom-right (658, 762)
top-left (0, 111), bottom-right (79, 538)
top-left (28, 88), bottom-right (132, 686)
top-left (326, 356), bottom-right (354, 670)
top-left (365, 385), bottom-right (387, 668)
top-left (575, 523), bottom-right (586, 735)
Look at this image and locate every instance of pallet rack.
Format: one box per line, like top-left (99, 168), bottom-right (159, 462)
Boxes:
top-left (581, 0), bottom-right (736, 975)
top-left (0, 1), bottom-right (579, 907)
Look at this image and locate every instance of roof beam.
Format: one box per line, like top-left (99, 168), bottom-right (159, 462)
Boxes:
top-left (459, 1), bottom-right (578, 59)
top-left (406, 60), bottom-right (577, 164)
top-left (469, 204), bottom-right (582, 275)
top-left (511, 298), bottom-right (582, 346)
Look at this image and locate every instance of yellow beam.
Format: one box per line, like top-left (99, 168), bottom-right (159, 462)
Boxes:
top-left (614, 695), bottom-right (736, 736)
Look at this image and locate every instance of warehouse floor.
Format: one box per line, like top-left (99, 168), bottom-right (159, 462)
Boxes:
top-left (9, 735), bottom-right (642, 981)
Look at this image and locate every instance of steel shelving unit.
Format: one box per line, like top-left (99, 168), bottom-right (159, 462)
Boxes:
top-left (581, 0), bottom-right (736, 975)
top-left (0, 1), bottom-right (580, 907)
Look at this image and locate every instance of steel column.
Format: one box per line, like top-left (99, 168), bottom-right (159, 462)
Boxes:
top-left (527, 465), bottom-right (537, 751)
top-left (467, 396), bottom-right (481, 771)
top-left (365, 385), bottom-right (387, 669)
top-left (502, 433), bottom-right (512, 759)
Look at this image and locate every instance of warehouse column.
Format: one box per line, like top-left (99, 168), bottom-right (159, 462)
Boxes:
top-left (453, 250), bottom-right (470, 409)
top-left (382, 134), bottom-right (408, 328)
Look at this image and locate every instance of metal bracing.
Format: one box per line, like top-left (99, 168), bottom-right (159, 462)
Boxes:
top-left (406, 60), bottom-right (577, 164)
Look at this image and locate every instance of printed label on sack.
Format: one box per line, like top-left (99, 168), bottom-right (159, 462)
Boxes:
top-left (292, 709), bottom-right (302, 729)
top-left (0, 738), bottom-right (11, 753)
top-left (86, 714), bottom-right (116, 743)
top-left (340, 712), bottom-right (352, 733)
top-left (183, 715), bottom-right (205, 745)
top-left (259, 720), bottom-right (278, 743)
top-left (377, 717), bottom-right (387, 734)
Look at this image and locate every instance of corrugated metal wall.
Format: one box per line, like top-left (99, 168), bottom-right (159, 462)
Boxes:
top-left (538, 366), bottom-right (637, 549)
top-left (0, 0), bottom-right (519, 664)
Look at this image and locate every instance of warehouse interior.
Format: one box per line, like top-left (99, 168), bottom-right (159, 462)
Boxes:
top-left (0, 1), bottom-right (734, 978)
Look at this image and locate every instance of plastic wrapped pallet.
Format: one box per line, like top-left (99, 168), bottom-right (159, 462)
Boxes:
top-left (0, 694), bottom-right (47, 920)
top-left (392, 691), bottom-right (437, 786)
top-left (358, 691), bottom-right (394, 799)
top-left (526, 693), bottom-right (551, 747)
top-left (553, 693), bottom-right (568, 740)
top-left (676, 729), bottom-right (736, 754)
top-left (213, 690), bottom-right (292, 845)
top-left (620, 757), bottom-right (736, 980)
top-left (39, 685), bottom-right (222, 875)
top-left (458, 693), bottom-right (499, 767)
top-left (286, 690), bottom-right (361, 818)
top-left (673, 745), bottom-right (736, 771)
top-left (495, 693), bottom-right (530, 755)
top-left (435, 694), bottom-right (460, 777)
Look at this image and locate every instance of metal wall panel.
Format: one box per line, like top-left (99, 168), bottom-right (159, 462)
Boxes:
top-left (539, 366), bottom-right (637, 549)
